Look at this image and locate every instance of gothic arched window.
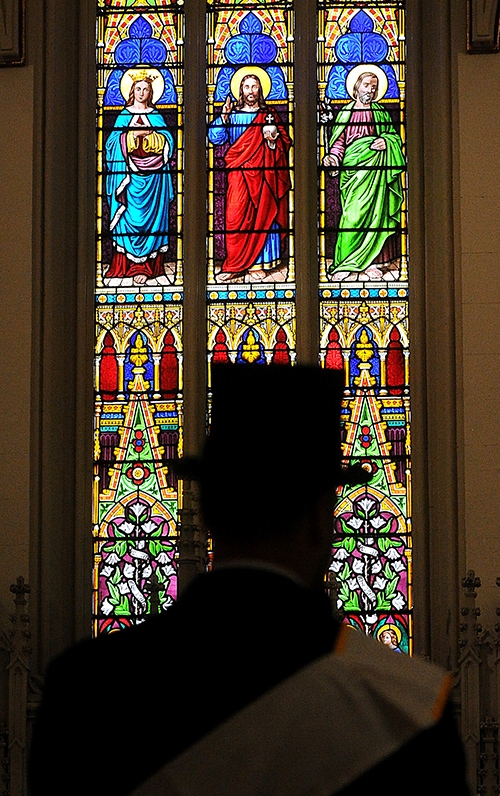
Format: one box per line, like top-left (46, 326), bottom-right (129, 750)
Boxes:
top-left (93, 0), bottom-right (412, 653)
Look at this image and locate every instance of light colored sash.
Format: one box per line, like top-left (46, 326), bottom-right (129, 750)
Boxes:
top-left (130, 626), bottom-right (450, 796)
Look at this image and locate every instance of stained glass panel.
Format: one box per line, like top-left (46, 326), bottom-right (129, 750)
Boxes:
top-left (206, 0), bottom-right (296, 377)
top-left (93, 0), bottom-right (413, 651)
top-left (318, 1), bottom-right (412, 653)
top-left (94, 0), bottom-right (183, 634)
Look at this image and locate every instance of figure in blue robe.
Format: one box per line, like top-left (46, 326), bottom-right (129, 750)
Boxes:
top-left (105, 77), bottom-right (175, 285)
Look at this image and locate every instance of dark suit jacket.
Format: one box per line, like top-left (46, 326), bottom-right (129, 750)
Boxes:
top-left (28, 568), bottom-right (469, 796)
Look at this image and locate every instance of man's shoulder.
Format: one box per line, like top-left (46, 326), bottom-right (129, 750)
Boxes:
top-left (45, 610), bottom-right (175, 681)
top-left (133, 629), bottom-right (459, 796)
top-left (330, 625), bottom-right (449, 710)
top-left (44, 575), bottom-right (222, 677)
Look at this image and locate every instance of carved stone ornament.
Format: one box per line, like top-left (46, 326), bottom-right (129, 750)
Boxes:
top-left (0, 0), bottom-right (24, 66)
top-left (468, 0), bottom-right (500, 53)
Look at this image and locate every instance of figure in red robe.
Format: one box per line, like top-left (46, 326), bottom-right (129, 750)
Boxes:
top-left (208, 74), bottom-right (292, 281)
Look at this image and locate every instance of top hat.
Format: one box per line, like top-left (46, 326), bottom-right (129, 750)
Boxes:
top-left (175, 364), bottom-right (370, 494)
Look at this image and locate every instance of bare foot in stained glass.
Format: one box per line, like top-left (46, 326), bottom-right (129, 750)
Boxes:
top-left (245, 269), bottom-right (267, 282)
top-left (217, 271), bottom-right (243, 283)
top-left (133, 274), bottom-right (148, 285)
top-left (330, 271), bottom-right (350, 281)
top-left (365, 265), bottom-right (384, 280)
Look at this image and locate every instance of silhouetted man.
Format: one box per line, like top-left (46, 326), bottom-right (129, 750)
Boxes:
top-left (29, 365), bottom-right (469, 796)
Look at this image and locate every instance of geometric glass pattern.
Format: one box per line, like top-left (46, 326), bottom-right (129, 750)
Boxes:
top-left (206, 1), bottom-right (296, 381)
top-left (94, 0), bottom-right (183, 635)
top-left (318, 1), bottom-right (412, 653)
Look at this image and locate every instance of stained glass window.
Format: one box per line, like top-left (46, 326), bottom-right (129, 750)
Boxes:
top-left (318, 1), bottom-right (411, 653)
top-left (206, 0), bottom-right (296, 377)
top-left (94, 0), bottom-right (183, 634)
top-left (92, 0), bottom-right (411, 653)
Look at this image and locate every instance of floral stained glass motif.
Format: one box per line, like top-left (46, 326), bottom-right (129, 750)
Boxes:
top-left (206, 1), bottom-right (296, 377)
top-left (94, 0), bottom-right (183, 635)
top-left (318, 2), bottom-right (412, 653)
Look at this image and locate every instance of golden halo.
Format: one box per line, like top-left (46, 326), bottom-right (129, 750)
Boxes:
top-left (377, 623), bottom-right (402, 644)
top-left (120, 68), bottom-right (165, 105)
top-left (230, 66), bottom-right (272, 102)
top-left (345, 64), bottom-right (388, 101)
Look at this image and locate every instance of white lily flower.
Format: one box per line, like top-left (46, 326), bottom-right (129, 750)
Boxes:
top-left (373, 576), bottom-right (387, 590)
top-left (101, 565), bottom-right (113, 577)
top-left (142, 521), bottom-right (157, 536)
top-left (352, 558), bottom-right (364, 574)
top-left (120, 522), bottom-right (135, 536)
top-left (392, 559), bottom-right (405, 572)
top-left (359, 497), bottom-right (376, 514)
top-left (101, 598), bottom-right (114, 616)
top-left (370, 516), bottom-right (387, 529)
top-left (392, 592), bottom-right (406, 610)
top-left (123, 563), bottom-right (135, 579)
top-left (106, 553), bottom-right (120, 566)
top-left (347, 578), bottom-right (358, 590)
top-left (142, 565), bottom-right (152, 579)
top-left (385, 547), bottom-right (401, 560)
top-left (333, 547), bottom-right (349, 560)
top-left (347, 517), bottom-right (363, 531)
top-left (371, 560), bottom-right (382, 574)
top-left (156, 552), bottom-right (169, 565)
top-left (129, 501), bottom-right (146, 520)
top-left (162, 563), bottom-right (176, 577)
top-left (329, 560), bottom-right (342, 573)
top-left (118, 581), bottom-right (130, 594)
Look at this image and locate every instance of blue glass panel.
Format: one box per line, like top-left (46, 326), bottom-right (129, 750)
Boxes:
top-left (350, 9), bottom-right (373, 33)
top-left (130, 17), bottom-right (153, 39)
top-left (361, 32), bottom-right (389, 62)
top-left (335, 32), bottom-right (361, 64)
top-left (267, 66), bottom-right (287, 100)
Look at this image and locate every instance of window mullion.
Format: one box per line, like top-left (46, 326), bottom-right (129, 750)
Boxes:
top-left (183, 0), bottom-right (208, 462)
top-left (294, 0), bottom-right (321, 365)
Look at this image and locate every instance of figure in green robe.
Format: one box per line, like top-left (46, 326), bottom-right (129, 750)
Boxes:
top-left (323, 70), bottom-right (405, 281)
